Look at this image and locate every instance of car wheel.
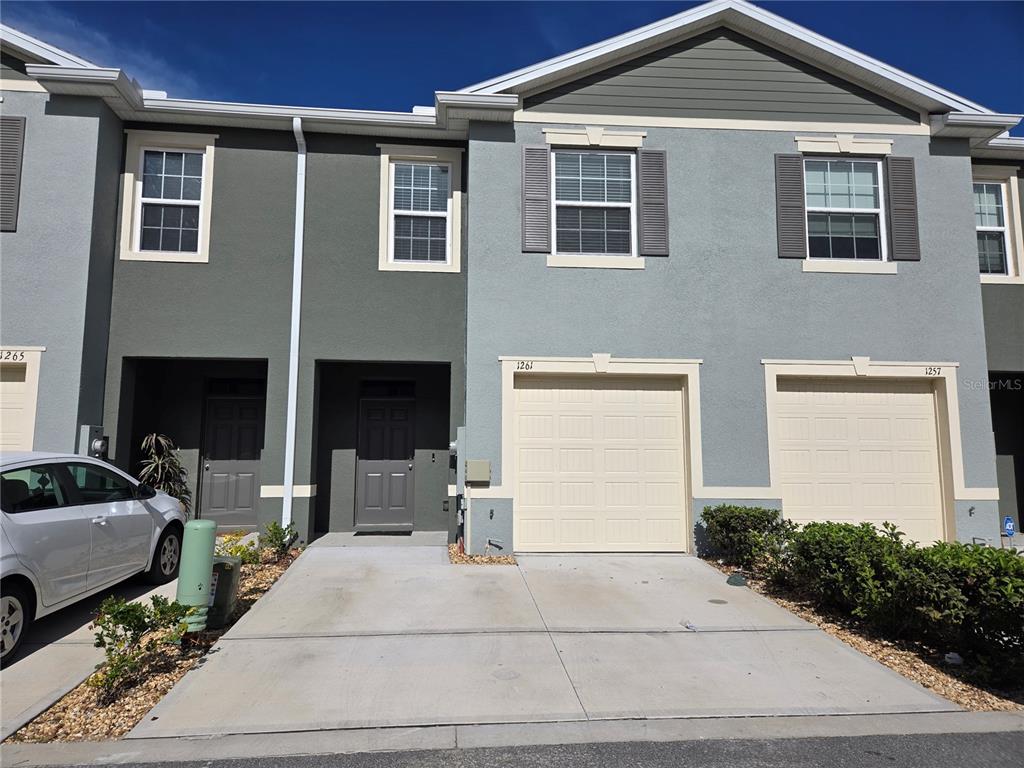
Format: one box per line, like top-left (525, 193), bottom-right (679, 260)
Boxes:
top-left (146, 525), bottom-right (182, 585)
top-left (0, 582), bottom-right (32, 667)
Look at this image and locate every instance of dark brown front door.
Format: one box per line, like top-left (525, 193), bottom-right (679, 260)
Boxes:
top-left (355, 398), bottom-right (414, 529)
top-left (200, 397), bottom-right (263, 529)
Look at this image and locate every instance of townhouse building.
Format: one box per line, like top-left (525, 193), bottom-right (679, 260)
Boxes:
top-left (1, 0), bottom-right (1020, 552)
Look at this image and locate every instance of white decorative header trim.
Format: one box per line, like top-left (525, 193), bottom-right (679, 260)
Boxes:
top-left (795, 134), bottom-right (893, 155)
top-left (542, 126), bottom-right (646, 148)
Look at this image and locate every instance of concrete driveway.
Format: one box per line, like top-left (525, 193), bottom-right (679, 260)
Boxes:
top-left (1, 578), bottom-right (176, 740)
top-left (130, 535), bottom-right (955, 738)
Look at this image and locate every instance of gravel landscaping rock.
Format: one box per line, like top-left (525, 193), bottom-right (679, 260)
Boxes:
top-left (449, 543), bottom-right (516, 565)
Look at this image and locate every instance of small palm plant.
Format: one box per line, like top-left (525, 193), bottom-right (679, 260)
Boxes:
top-left (138, 434), bottom-right (192, 517)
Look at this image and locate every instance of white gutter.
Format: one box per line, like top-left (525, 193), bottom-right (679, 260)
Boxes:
top-left (281, 116), bottom-right (306, 528)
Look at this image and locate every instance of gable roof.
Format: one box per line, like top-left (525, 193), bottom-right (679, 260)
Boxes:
top-left (0, 22), bottom-right (95, 68)
top-left (459, 0), bottom-right (994, 117)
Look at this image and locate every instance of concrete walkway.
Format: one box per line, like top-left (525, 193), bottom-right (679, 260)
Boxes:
top-left (128, 536), bottom-right (955, 739)
top-left (0, 579), bottom-right (176, 740)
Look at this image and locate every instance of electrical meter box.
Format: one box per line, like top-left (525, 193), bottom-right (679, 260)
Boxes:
top-left (465, 459), bottom-right (491, 484)
top-left (207, 555), bottom-right (242, 629)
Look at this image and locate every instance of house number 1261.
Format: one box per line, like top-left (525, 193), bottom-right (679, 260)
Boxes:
top-left (516, 361), bottom-right (534, 371)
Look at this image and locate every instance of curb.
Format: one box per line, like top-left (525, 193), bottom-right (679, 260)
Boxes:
top-left (2, 710), bottom-right (1022, 766)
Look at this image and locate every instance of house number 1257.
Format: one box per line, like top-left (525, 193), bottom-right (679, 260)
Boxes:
top-left (924, 367), bottom-right (941, 376)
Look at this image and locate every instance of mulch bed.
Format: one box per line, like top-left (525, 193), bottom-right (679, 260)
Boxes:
top-left (448, 543), bottom-right (516, 565)
top-left (6, 548), bottom-right (300, 743)
top-left (707, 559), bottom-right (1024, 712)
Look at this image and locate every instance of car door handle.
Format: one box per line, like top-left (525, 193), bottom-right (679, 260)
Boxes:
top-left (91, 517), bottom-right (107, 526)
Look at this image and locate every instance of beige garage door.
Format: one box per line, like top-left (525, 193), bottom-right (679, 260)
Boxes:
top-left (0, 362), bottom-right (33, 450)
top-left (513, 375), bottom-right (687, 552)
top-left (773, 378), bottom-right (946, 544)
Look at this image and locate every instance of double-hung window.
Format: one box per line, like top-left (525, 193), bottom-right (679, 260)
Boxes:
top-left (973, 182), bottom-right (1008, 275)
top-left (378, 145), bottom-right (462, 273)
top-left (553, 150), bottom-right (636, 257)
top-left (138, 149), bottom-right (204, 253)
top-left (120, 131), bottom-right (217, 263)
top-left (390, 161), bottom-right (451, 263)
top-left (805, 159), bottom-right (886, 260)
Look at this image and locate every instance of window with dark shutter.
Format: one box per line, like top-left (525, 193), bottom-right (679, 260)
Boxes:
top-left (638, 149), bottom-right (669, 256)
top-left (0, 116), bottom-right (26, 233)
top-left (775, 154), bottom-right (806, 259)
top-left (522, 145), bottom-right (551, 253)
top-left (885, 156), bottom-right (921, 261)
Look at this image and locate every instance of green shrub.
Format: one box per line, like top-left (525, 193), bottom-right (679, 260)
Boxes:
top-left (702, 505), bottom-right (796, 570)
top-left (88, 595), bottom-right (191, 704)
top-left (214, 532), bottom-right (260, 564)
top-left (913, 543), bottom-right (1024, 666)
top-left (262, 521), bottom-right (295, 561)
top-left (787, 522), bottom-right (924, 636)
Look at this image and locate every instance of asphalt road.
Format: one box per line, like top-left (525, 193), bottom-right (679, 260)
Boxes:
top-left (59, 732), bottom-right (1023, 768)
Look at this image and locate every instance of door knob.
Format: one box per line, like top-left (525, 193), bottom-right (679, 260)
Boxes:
top-left (204, 464), bottom-right (210, 471)
top-left (91, 517), bottom-right (107, 526)
top-left (408, 463), bottom-right (414, 470)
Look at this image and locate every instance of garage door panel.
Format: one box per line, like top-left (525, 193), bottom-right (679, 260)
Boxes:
top-left (515, 375), bottom-right (687, 552)
top-left (774, 378), bottom-right (945, 544)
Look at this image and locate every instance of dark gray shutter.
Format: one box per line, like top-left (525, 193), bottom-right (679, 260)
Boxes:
top-left (885, 156), bottom-right (920, 261)
top-left (637, 149), bottom-right (669, 256)
top-left (522, 145), bottom-right (550, 253)
top-left (0, 116), bottom-right (26, 233)
top-left (774, 154), bottom-right (806, 259)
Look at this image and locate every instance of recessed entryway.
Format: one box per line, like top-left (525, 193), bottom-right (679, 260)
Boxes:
top-left (312, 362), bottom-right (452, 536)
top-left (512, 374), bottom-right (688, 552)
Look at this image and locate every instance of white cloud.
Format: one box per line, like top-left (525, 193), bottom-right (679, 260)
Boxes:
top-left (2, 2), bottom-right (205, 98)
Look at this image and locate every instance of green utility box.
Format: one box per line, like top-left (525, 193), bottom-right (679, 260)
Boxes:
top-left (208, 555), bottom-right (242, 630)
top-left (177, 519), bottom-right (217, 631)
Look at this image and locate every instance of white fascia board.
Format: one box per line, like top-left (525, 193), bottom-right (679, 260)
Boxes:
top-left (0, 23), bottom-right (96, 68)
top-left (143, 96), bottom-right (441, 127)
top-left (458, 0), bottom-right (991, 116)
top-left (26, 64), bottom-right (144, 110)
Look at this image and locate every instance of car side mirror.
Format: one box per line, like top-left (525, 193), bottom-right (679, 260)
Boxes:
top-left (137, 484), bottom-right (157, 500)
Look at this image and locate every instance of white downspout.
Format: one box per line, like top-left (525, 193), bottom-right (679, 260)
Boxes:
top-left (282, 116), bottom-right (306, 527)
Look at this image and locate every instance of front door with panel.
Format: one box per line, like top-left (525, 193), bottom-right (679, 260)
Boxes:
top-left (200, 397), bottom-right (263, 529)
top-left (355, 399), bottom-right (415, 529)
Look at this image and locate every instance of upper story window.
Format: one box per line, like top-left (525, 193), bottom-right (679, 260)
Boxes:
top-left (120, 131), bottom-right (217, 264)
top-left (553, 150), bottom-right (635, 257)
top-left (377, 145), bottom-right (462, 274)
top-left (390, 161), bottom-right (450, 263)
top-left (140, 150), bottom-right (203, 253)
top-left (972, 167), bottom-right (1023, 282)
top-left (974, 182), bottom-right (1008, 275)
top-left (805, 158), bottom-right (886, 261)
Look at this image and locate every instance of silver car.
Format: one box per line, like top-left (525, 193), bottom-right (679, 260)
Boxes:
top-left (0, 452), bottom-right (186, 665)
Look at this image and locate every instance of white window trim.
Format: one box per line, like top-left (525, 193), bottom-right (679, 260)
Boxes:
top-left (804, 156), bottom-right (889, 266)
top-left (550, 148), bottom-right (639, 261)
top-left (377, 144), bottom-right (462, 274)
top-left (794, 134), bottom-right (893, 156)
top-left (119, 131), bottom-right (217, 264)
top-left (542, 126), bottom-right (646, 148)
top-left (973, 166), bottom-right (1023, 284)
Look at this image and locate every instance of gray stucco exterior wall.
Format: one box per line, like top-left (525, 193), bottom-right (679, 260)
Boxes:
top-left (0, 90), bottom-right (121, 451)
top-left (103, 127), bottom-right (466, 541)
top-left (464, 121), bottom-right (1000, 550)
top-left (979, 170), bottom-right (1024, 372)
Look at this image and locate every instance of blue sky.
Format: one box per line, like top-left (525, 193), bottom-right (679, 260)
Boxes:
top-left (4, 1), bottom-right (1022, 132)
